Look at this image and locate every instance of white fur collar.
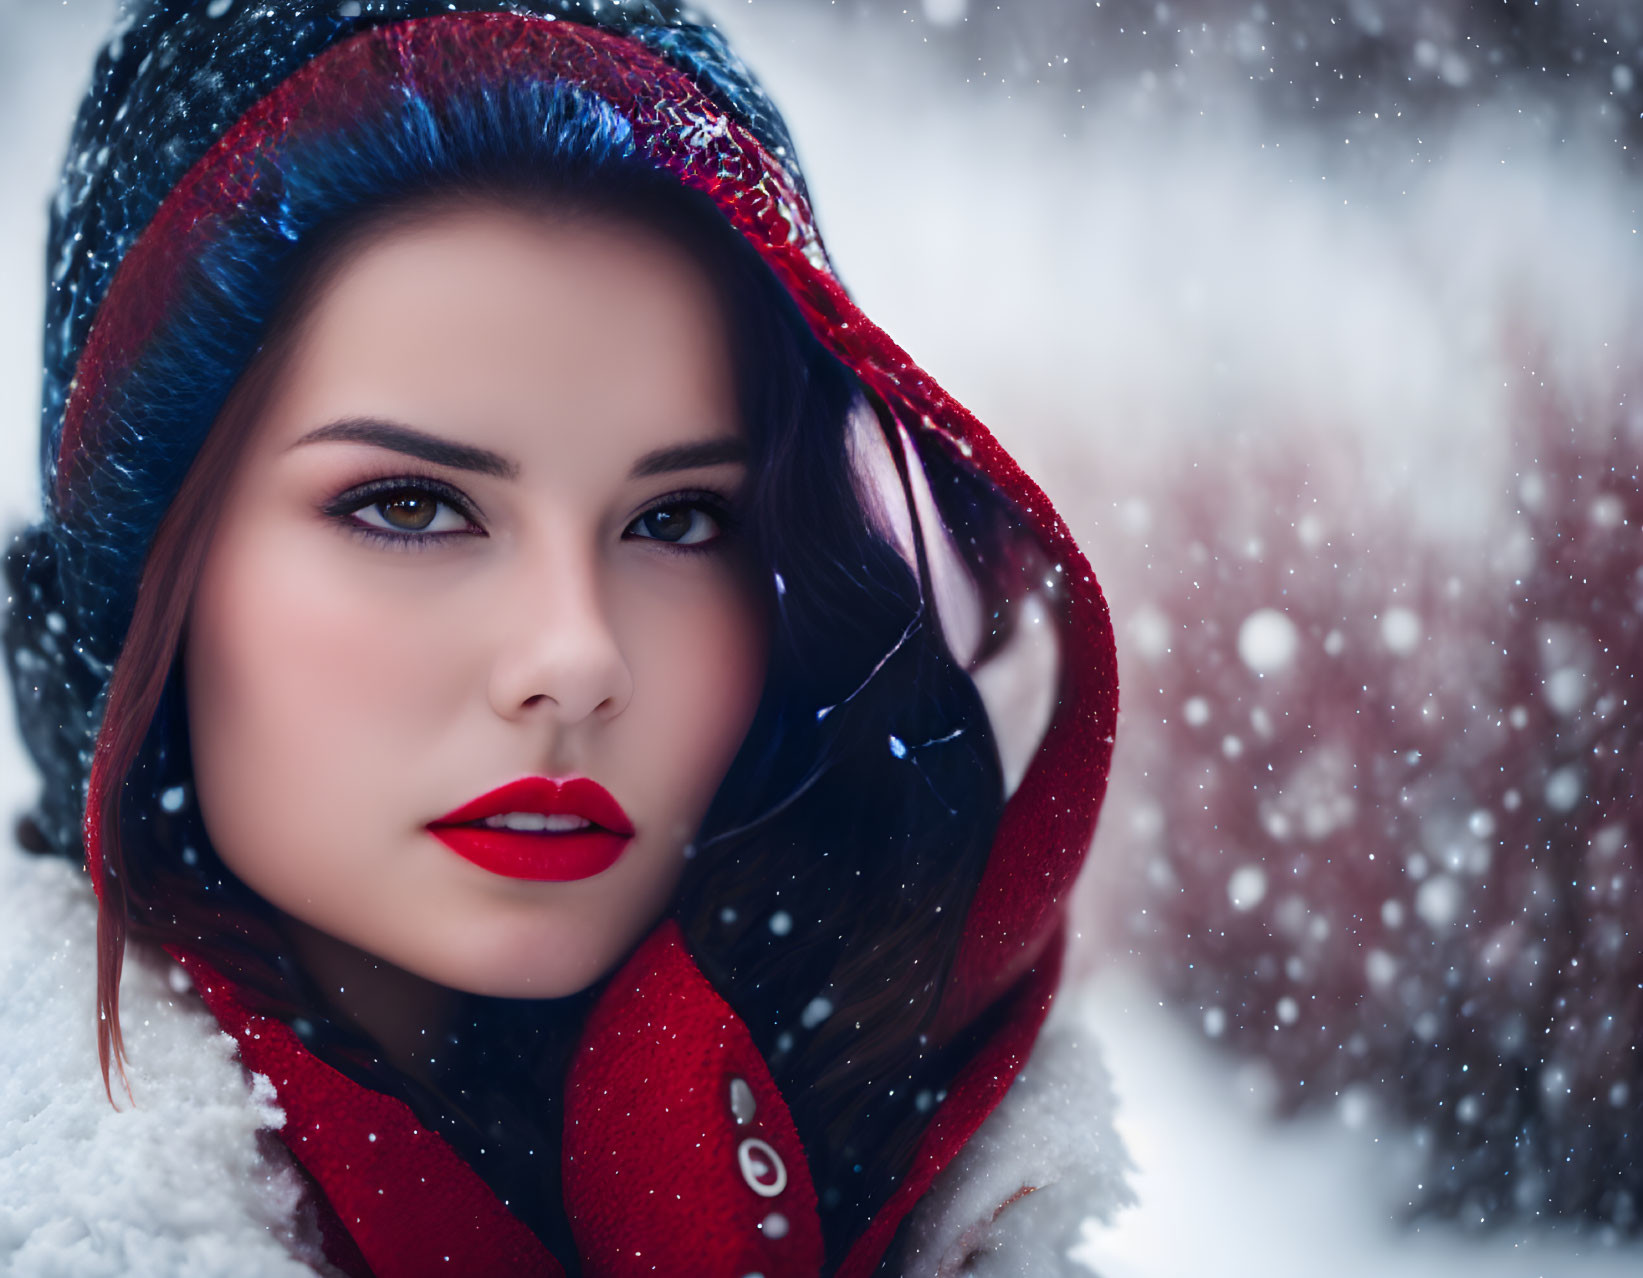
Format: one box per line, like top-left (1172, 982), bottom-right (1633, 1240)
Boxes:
top-left (894, 984), bottom-right (1137, 1277)
top-left (0, 848), bottom-right (327, 1277)
top-left (0, 846), bottom-right (1131, 1277)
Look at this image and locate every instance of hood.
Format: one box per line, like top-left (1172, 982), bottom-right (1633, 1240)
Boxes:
top-left (4, 4), bottom-right (1118, 1274)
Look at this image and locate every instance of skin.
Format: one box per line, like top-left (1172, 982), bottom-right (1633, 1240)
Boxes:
top-left (183, 204), bottom-right (769, 1073)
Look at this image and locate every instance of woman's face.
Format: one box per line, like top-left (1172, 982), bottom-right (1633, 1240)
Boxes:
top-left (184, 204), bottom-right (768, 998)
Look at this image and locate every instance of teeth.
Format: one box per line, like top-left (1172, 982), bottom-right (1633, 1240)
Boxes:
top-left (480, 812), bottom-right (592, 833)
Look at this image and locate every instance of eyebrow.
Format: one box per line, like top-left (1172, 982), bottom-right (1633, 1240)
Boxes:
top-left (627, 438), bottom-right (750, 478)
top-left (293, 418), bottom-right (517, 478)
top-left (292, 418), bottom-right (749, 480)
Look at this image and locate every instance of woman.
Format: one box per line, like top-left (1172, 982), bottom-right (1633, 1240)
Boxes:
top-left (1, 3), bottom-right (1127, 1275)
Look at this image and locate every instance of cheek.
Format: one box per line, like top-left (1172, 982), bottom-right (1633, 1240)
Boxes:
top-left (686, 595), bottom-right (768, 740)
top-left (183, 518), bottom-right (466, 882)
top-left (629, 569), bottom-right (769, 807)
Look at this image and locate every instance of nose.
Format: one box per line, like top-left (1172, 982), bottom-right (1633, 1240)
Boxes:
top-left (487, 539), bottom-right (634, 727)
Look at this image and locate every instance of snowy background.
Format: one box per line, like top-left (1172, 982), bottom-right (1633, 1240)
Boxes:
top-left (2, 1), bottom-right (1641, 1274)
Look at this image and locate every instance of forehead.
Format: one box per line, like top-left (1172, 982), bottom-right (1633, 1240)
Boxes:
top-left (254, 203), bottom-right (740, 469)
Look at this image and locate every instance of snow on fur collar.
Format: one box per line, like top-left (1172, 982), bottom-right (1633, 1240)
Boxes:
top-left (0, 848), bottom-right (328, 1277)
top-left (0, 845), bottom-right (1131, 1278)
top-left (895, 1001), bottom-right (1136, 1278)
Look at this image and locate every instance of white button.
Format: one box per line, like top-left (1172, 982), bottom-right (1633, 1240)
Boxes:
top-left (729, 1076), bottom-right (757, 1126)
top-left (760, 1211), bottom-right (790, 1240)
top-left (737, 1137), bottom-right (787, 1198)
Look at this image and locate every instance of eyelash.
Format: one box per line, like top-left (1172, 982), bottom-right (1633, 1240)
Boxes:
top-left (322, 476), bottom-right (741, 555)
top-left (624, 487), bottom-right (742, 555)
top-left (321, 476), bottom-right (482, 551)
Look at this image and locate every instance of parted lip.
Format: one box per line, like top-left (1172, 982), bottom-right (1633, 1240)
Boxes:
top-left (427, 776), bottom-right (635, 836)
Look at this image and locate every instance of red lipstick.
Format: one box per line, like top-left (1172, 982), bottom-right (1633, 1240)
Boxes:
top-left (427, 777), bottom-right (635, 881)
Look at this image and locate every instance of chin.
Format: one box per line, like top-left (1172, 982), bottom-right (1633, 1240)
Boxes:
top-left (411, 933), bottom-right (619, 1001)
top-left (456, 969), bottom-right (602, 1000)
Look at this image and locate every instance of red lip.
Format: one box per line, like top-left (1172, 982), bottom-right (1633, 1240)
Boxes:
top-left (427, 777), bottom-right (635, 882)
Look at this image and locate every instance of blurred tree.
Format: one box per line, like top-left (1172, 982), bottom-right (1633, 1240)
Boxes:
top-left (1110, 351), bottom-right (1643, 1230)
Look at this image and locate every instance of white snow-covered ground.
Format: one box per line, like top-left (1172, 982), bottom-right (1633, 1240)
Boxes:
top-left (1067, 966), bottom-right (1643, 1278)
top-left (2, 2), bottom-right (1640, 1275)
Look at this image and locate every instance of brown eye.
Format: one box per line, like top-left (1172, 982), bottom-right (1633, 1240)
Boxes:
top-left (341, 483), bottom-right (477, 538)
top-left (378, 492), bottom-right (438, 531)
top-left (628, 500), bottom-right (727, 547)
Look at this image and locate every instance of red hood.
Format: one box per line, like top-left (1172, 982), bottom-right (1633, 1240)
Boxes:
top-left (77, 14), bottom-right (1118, 1277)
